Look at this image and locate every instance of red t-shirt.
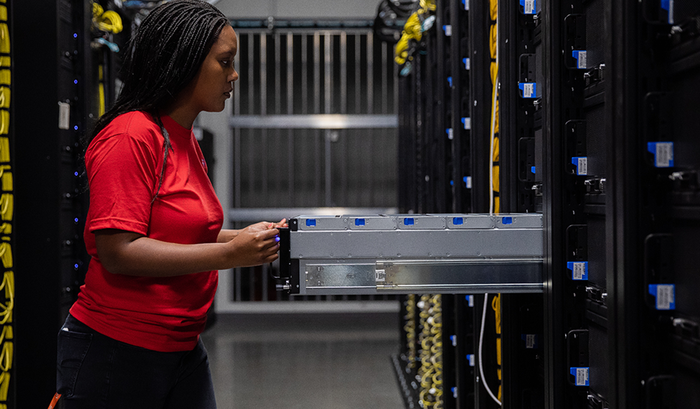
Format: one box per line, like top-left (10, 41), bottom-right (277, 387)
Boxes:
top-left (70, 112), bottom-right (223, 352)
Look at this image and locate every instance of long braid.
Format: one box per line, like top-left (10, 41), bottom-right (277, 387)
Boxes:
top-left (151, 115), bottom-right (171, 203)
top-left (84, 0), bottom-right (228, 200)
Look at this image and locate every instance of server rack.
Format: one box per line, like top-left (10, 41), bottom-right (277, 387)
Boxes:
top-left (13, 1), bottom-right (127, 407)
top-left (395, 0), bottom-right (700, 408)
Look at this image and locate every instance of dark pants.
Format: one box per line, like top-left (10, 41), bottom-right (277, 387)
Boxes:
top-left (56, 314), bottom-right (217, 409)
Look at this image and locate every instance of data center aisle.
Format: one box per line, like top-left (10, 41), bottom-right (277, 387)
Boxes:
top-left (201, 311), bottom-right (405, 409)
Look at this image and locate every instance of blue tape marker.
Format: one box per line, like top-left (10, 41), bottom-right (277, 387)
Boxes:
top-left (463, 176), bottom-right (472, 188)
top-left (531, 166), bottom-right (536, 174)
top-left (570, 367), bottom-right (590, 386)
top-left (453, 217), bottom-right (464, 225)
top-left (466, 295), bottom-right (474, 306)
top-left (572, 50), bottom-right (587, 69)
top-left (572, 157), bottom-right (588, 176)
top-left (647, 142), bottom-right (674, 168)
top-left (567, 261), bottom-right (589, 280)
top-left (521, 334), bottom-right (539, 349)
top-left (519, 82), bottom-right (537, 98)
top-left (467, 354), bottom-right (475, 366)
top-left (520, 0), bottom-right (536, 14)
top-left (462, 117), bottom-right (470, 130)
top-left (355, 218), bottom-right (365, 226)
top-left (649, 284), bottom-right (676, 310)
top-left (306, 219), bottom-right (316, 227)
top-left (502, 217), bottom-right (513, 225)
top-left (447, 76), bottom-right (453, 87)
top-left (661, 0), bottom-right (674, 24)
top-left (404, 217), bottom-right (415, 226)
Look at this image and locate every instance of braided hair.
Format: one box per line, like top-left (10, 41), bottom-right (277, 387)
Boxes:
top-left (86, 0), bottom-right (229, 200)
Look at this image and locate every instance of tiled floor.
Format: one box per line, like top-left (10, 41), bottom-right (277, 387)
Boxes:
top-left (201, 311), bottom-right (405, 409)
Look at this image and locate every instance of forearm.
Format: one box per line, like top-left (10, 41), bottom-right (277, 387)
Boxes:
top-left (96, 227), bottom-right (280, 277)
top-left (102, 236), bottom-right (230, 277)
top-left (217, 228), bottom-right (240, 243)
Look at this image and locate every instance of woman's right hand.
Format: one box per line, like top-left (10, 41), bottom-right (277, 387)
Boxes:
top-left (224, 224), bottom-right (280, 267)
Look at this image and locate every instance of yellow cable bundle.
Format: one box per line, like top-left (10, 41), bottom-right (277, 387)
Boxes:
top-left (492, 295), bottom-right (502, 400)
top-left (419, 0), bottom-right (437, 12)
top-left (0, 326), bottom-right (10, 346)
top-left (0, 271), bottom-right (13, 325)
top-left (0, 338), bottom-right (10, 372)
top-left (0, 243), bottom-right (9, 269)
top-left (93, 3), bottom-right (123, 34)
top-left (405, 12), bottom-right (423, 41)
top-left (405, 295), bottom-right (417, 368)
top-left (395, 35), bottom-right (410, 65)
top-left (0, 24), bottom-right (9, 54)
top-left (0, 376), bottom-right (8, 404)
top-left (0, 194), bottom-right (11, 221)
top-left (0, 87), bottom-right (9, 110)
top-left (98, 65), bottom-right (106, 117)
top-left (0, 111), bottom-right (8, 136)
top-left (0, 165), bottom-right (11, 192)
top-left (395, 12), bottom-right (423, 65)
top-left (0, 138), bottom-right (8, 163)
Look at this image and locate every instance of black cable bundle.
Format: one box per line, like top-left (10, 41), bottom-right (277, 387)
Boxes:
top-left (373, 0), bottom-right (418, 43)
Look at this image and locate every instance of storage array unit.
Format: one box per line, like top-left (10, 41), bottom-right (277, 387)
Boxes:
top-left (394, 0), bottom-right (700, 408)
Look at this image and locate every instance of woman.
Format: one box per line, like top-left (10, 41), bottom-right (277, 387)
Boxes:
top-left (55, 1), bottom-right (282, 407)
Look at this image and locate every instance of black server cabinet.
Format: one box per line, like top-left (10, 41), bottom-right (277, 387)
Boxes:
top-left (634, 1), bottom-right (700, 408)
top-left (14, 1), bottom-right (96, 406)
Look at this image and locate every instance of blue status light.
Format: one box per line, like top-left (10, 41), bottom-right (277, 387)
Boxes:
top-left (74, 218), bottom-right (79, 223)
top-left (73, 33), bottom-right (78, 38)
top-left (74, 79), bottom-right (78, 84)
top-left (74, 125), bottom-right (79, 131)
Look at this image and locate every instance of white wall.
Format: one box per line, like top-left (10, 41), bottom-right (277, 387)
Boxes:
top-left (214, 0), bottom-right (380, 19)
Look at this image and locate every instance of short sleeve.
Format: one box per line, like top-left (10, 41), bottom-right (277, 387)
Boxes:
top-left (85, 129), bottom-right (161, 235)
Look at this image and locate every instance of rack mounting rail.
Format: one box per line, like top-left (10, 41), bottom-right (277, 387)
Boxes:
top-left (278, 213), bottom-right (544, 295)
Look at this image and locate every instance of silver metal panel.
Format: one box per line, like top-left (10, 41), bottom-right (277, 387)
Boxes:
top-left (377, 260), bottom-right (542, 292)
top-left (345, 215), bottom-right (398, 230)
top-left (305, 264), bottom-right (376, 288)
top-left (494, 213), bottom-right (544, 228)
top-left (297, 260), bottom-right (543, 295)
top-left (444, 214), bottom-right (496, 229)
top-left (291, 229), bottom-right (543, 259)
top-left (396, 215), bottom-right (447, 229)
top-left (297, 216), bottom-right (347, 230)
